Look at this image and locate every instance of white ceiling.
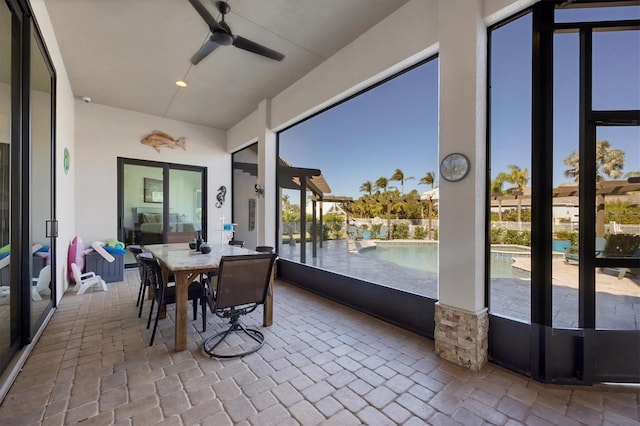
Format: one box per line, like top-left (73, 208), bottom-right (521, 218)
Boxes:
top-left (43, 0), bottom-right (410, 130)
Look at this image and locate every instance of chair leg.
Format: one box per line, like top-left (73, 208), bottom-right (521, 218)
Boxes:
top-left (136, 269), bottom-right (146, 308)
top-left (192, 299), bottom-right (197, 321)
top-left (150, 301), bottom-right (162, 346)
top-left (138, 285), bottom-right (146, 318)
top-left (201, 297), bottom-right (206, 332)
top-left (147, 297), bottom-right (155, 330)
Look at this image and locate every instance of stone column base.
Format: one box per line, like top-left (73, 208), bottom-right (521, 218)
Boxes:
top-left (434, 303), bottom-right (488, 371)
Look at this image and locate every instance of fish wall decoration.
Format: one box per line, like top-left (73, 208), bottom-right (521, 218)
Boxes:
top-left (141, 130), bottom-right (186, 153)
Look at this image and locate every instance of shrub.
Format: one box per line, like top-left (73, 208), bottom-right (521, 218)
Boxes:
top-left (413, 226), bottom-right (426, 240)
top-left (321, 214), bottom-right (344, 240)
top-left (491, 228), bottom-right (506, 244)
top-left (392, 223), bottom-right (409, 239)
top-left (495, 229), bottom-right (531, 246)
top-left (605, 233), bottom-right (640, 255)
top-left (606, 200), bottom-right (640, 225)
top-left (555, 230), bottom-right (578, 246)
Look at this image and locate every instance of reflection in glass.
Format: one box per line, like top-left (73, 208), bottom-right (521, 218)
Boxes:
top-left (0, 1), bottom-right (12, 358)
top-left (489, 13), bottom-right (532, 322)
top-left (168, 169), bottom-right (202, 244)
top-left (123, 164), bottom-right (164, 252)
top-left (232, 143), bottom-right (258, 249)
top-left (30, 28), bottom-right (54, 335)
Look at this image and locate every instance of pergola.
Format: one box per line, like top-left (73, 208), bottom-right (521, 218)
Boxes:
top-left (278, 161), bottom-right (337, 263)
top-left (490, 179), bottom-right (640, 235)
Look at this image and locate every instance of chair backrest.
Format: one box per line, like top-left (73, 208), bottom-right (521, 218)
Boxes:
top-left (215, 253), bottom-right (276, 310)
top-left (255, 246), bottom-right (274, 253)
top-left (128, 245), bottom-right (143, 256)
top-left (36, 265), bottom-right (51, 287)
top-left (70, 263), bottom-right (82, 282)
top-left (135, 252), bottom-right (153, 279)
top-left (137, 254), bottom-right (163, 299)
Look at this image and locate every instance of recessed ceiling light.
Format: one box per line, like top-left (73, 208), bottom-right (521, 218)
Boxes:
top-left (175, 80), bottom-right (188, 88)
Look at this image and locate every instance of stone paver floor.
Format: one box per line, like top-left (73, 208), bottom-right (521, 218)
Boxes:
top-left (0, 269), bottom-right (638, 425)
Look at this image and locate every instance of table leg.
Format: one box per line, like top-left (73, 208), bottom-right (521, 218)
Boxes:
top-left (174, 272), bottom-right (189, 351)
top-left (159, 264), bottom-right (169, 319)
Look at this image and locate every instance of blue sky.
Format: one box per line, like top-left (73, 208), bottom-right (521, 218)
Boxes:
top-left (280, 6), bottom-right (639, 200)
top-left (279, 59), bottom-right (439, 199)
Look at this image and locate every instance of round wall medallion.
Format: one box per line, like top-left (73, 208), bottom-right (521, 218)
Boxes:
top-left (63, 147), bottom-right (70, 175)
top-left (440, 153), bottom-right (470, 182)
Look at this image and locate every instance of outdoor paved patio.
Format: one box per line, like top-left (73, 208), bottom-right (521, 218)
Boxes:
top-left (278, 239), bottom-right (640, 330)
top-left (0, 268), bottom-right (638, 425)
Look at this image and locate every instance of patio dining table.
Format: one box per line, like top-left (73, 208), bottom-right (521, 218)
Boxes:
top-left (144, 242), bottom-right (273, 351)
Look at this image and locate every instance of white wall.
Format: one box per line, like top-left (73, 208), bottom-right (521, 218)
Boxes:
top-left (74, 102), bottom-right (229, 244)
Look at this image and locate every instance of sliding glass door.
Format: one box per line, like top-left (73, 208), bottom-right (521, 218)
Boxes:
top-left (0, 0), bottom-right (57, 380)
top-left (118, 158), bottom-right (206, 265)
top-left (30, 24), bottom-right (55, 335)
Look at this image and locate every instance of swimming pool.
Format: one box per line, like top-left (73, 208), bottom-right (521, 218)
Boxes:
top-left (359, 242), bottom-right (530, 278)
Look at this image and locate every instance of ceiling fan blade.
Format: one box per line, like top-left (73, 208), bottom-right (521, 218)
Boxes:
top-left (190, 39), bottom-right (220, 65)
top-left (187, 0), bottom-right (223, 32)
top-left (232, 35), bottom-right (285, 61)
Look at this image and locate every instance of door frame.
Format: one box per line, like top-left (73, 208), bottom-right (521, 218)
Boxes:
top-left (117, 157), bottom-right (208, 262)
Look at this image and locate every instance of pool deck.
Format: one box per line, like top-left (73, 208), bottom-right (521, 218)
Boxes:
top-left (279, 239), bottom-right (640, 330)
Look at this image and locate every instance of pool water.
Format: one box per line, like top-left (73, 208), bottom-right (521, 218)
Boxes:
top-left (360, 243), bottom-right (529, 278)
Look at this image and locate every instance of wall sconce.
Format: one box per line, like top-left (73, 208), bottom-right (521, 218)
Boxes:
top-left (255, 183), bottom-right (264, 197)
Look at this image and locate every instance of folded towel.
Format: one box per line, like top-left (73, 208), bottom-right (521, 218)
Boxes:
top-left (106, 238), bottom-right (125, 250)
top-left (104, 246), bottom-right (126, 255)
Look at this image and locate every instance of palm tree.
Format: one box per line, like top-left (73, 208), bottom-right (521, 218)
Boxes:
top-left (490, 175), bottom-right (506, 222)
top-left (564, 139), bottom-right (625, 182)
top-left (564, 139), bottom-right (625, 237)
top-left (374, 177), bottom-right (388, 194)
top-left (390, 168), bottom-right (414, 195)
top-left (503, 165), bottom-right (529, 193)
top-left (419, 171), bottom-right (436, 189)
top-left (418, 171), bottom-right (437, 238)
top-left (359, 180), bottom-right (373, 196)
top-left (502, 165), bottom-right (529, 224)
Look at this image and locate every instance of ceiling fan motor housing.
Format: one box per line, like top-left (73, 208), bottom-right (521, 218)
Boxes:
top-left (211, 31), bottom-right (233, 46)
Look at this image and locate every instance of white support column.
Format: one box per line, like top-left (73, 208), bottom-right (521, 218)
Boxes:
top-left (257, 99), bottom-right (277, 248)
top-left (435, 0), bottom-right (488, 371)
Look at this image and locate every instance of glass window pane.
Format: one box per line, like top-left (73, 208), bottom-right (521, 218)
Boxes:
top-left (555, 6), bottom-right (640, 23)
top-left (168, 169), bottom-right (202, 244)
top-left (30, 29), bottom-right (53, 334)
top-left (596, 126), bottom-right (640, 330)
top-left (232, 144), bottom-right (258, 249)
top-left (552, 32), bottom-right (580, 328)
top-left (278, 58), bottom-right (439, 298)
top-left (0, 0), bottom-right (12, 359)
top-left (489, 13), bottom-right (532, 323)
top-left (124, 164), bottom-right (163, 246)
top-left (593, 30), bottom-right (640, 111)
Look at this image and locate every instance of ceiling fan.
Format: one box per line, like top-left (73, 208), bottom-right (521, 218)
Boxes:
top-left (188, 0), bottom-right (285, 65)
